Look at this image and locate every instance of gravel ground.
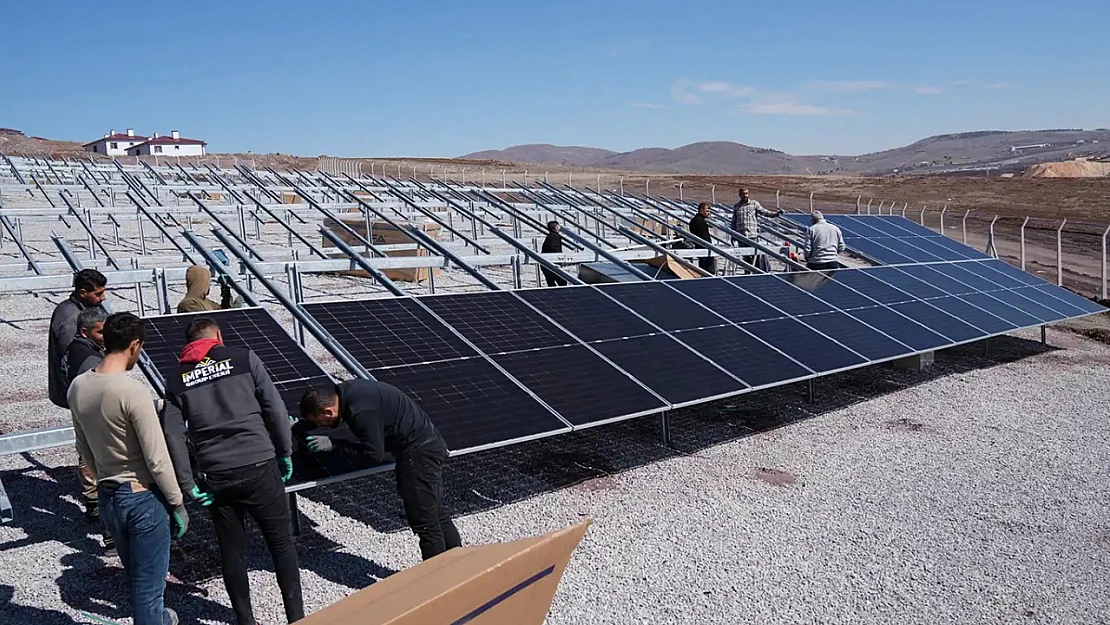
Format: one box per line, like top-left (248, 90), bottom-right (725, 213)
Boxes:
top-left (1, 324), bottom-right (1108, 624)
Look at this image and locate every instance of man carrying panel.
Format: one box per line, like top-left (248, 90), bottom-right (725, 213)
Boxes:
top-left (803, 211), bottom-right (846, 270)
top-left (160, 318), bottom-right (304, 625)
top-left (298, 380), bottom-right (462, 560)
top-left (69, 312), bottom-right (187, 625)
top-left (48, 268), bottom-right (108, 522)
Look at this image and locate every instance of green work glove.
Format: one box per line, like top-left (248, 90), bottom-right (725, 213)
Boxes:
top-left (306, 435), bottom-right (334, 454)
top-left (171, 505), bottom-right (189, 539)
top-left (278, 456), bottom-right (294, 483)
top-left (190, 485), bottom-right (214, 507)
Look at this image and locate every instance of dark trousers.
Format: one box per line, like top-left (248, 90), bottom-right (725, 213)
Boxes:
top-left (806, 261), bottom-right (840, 270)
top-left (541, 267), bottom-right (567, 287)
top-left (697, 255), bottom-right (716, 274)
top-left (395, 440), bottom-right (461, 560)
top-left (204, 459), bottom-right (304, 625)
top-left (98, 483), bottom-right (175, 625)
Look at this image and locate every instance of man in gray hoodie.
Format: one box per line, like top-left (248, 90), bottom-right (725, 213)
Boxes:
top-left (803, 211), bottom-right (845, 270)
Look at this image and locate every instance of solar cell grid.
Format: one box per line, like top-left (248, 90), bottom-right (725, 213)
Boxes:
top-left (982, 289), bottom-right (1065, 324)
top-left (903, 238), bottom-right (972, 261)
top-left (843, 239), bottom-right (916, 265)
top-left (823, 270), bottom-right (917, 305)
top-left (872, 216), bottom-right (945, 237)
top-left (844, 306), bottom-right (950, 351)
top-left (515, 286), bottom-right (658, 342)
top-left (491, 344), bottom-right (668, 426)
top-left (925, 297), bottom-right (1015, 335)
top-left (888, 301), bottom-right (985, 343)
top-left (797, 311), bottom-right (911, 361)
top-left (979, 259), bottom-right (1048, 286)
top-left (421, 291), bottom-right (576, 354)
top-left (597, 281), bottom-right (727, 331)
top-left (1031, 284), bottom-right (1105, 315)
top-left (726, 274), bottom-right (834, 316)
top-left (668, 278), bottom-right (784, 324)
top-left (894, 264), bottom-right (979, 296)
top-left (930, 263), bottom-right (1008, 292)
top-left (1011, 286), bottom-right (1086, 317)
top-left (371, 357), bottom-right (570, 451)
top-left (863, 267), bottom-right (947, 300)
top-left (875, 241), bottom-right (945, 263)
top-left (673, 325), bottom-right (812, 388)
top-left (956, 293), bottom-right (1044, 328)
top-left (302, 298), bottom-right (478, 370)
top-left (591, 334), bottom-right (747, 405)
top-left (742, 317), bottom-right (866, 373)
top-left (776, 272), bottom-right (876, 310)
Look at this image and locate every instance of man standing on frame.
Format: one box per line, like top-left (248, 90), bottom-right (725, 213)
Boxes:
top-left (540, 220), bottom-right (568, 287)
top-left (803, 211), bottom-right (845, 271)
top-left (48, 268), bottom-right (108, 523)
top-left (730, 188), bottom-right (783, 267)
top-left (688, 202), bottom-right (717, 274)
top-left (160, 317), bottom-right (304, 625)
top-left (68, 312), bottom-right (187, 625)
top-left (298, 380), bottom-right (462, 561)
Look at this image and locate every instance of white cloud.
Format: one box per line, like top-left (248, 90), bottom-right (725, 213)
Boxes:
top-left (631, 102), bottom-right (667, 109)
top-left (697, 81), bottom-right (754, 97)
top-left (984, 82), bottom-right (1019, 90)
top-left (741, 101), bottom-right (858, 117)
top-left (670, 79), bottom-right (702, 104)
top-left (913, 86), bottom-right (944, 95)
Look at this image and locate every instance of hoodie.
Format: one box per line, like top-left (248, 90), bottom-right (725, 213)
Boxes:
top-left (62, 335), bottom-right (105, 387)
top-left (160, 339), bottom-right (292, 491)
top-left (48, 295), bottom-right (100, 408)
top-left (177, 266), bottom-right (233, 314)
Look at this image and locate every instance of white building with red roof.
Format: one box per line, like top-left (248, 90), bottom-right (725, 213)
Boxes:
top-left (82, 128), bottom-right (148, 155)
top-left (126, 130), bottom-right (207, 157)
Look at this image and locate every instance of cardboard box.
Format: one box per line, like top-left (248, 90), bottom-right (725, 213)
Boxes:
top-left (322, 216), bottom-right (441, 283)
top-left (300, 519), bottom-right (591, 625)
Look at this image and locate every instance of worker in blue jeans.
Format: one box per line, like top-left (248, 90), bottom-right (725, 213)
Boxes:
top-left (69, 313), bottom-right (188, 625)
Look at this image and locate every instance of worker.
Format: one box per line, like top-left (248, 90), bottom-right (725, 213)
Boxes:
top-left (161, 318), bottom-right (303, 625)
top-left (298, 380), bottom-right (462, 560)
top-left (540, 220), bottom-right (567, 287)
top-left (68, 312), bottom-right (187, 625)
top-left (730, 188), bottom-right (783, 267)
top-left (63, 307), bottom-right (107, 387)
top-left (48, 268), bottom-right (108, 523)
top-left (687, 202), bottom-right (716, 274)
top-left (177, 265), bottom-right (238, 313)
top-left (803, 211), bottom-right (845, 270)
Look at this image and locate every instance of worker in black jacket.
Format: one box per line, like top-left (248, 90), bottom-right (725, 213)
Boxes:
top-left (161, 318), bottom-right (304, 625)
top-left (62, 307), bottom-right (107, 387)
top-left (540, 220), bottom-right (567, 287)
top-left (688, 202), bottom-right (716, 274)
top-left (299, 380), bottom-right (462, 560)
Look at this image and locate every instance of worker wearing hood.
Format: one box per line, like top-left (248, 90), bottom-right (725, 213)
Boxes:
top-left (177, 265), bottom-right (240, 313)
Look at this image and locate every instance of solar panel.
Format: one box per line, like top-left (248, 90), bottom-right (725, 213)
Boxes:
top-left (825, 270), bottom-right (917, 306)
top-left (846, 239), bottom-right (916, 264)
top-left (775, 271), bottom-right (876, 310)
top-left (788, 214), bottom-right (992, 265)
top-left (844, 306), bottom-right (951, 351)
top-left (981, 289), bottom-right (1068, 324)
top-left (1030, 284), bottom-right (1105, 315)
top-left (302, 298), bottom-right (479, 369)
top-left (421, 291), bottom-right (577, 354)
top-left (726, 274), bottom-right (834, 316)
top-left (515, 286), bottom-right (657, 342)
top-left (930, 263), bottom-right (1009, 293)
top-left (1009, 286), bottom-right (1089, 318)
top-left (863, 267), bottom-right (948, 300)
top-left (797, 311), bottom-right (912, 361)
top-left (596, 281), bottom-right (727, 331)
top-left (957, 261), bottom-right (1030, 288)
top-left (887, 301), bottom-right (986, 343)
top-left (956, 293), bottom-right (1044, 328)
top-left (371, 357), bottom-right (570, 451)
top-left (894, 264), bottom-right (981, 296)
top-left (591, 334), bottom-right (747, 405)
top-left (668, 278), bottom-right (784, 323)
top-left (491, 345), bottom-right (668, 426)
top-left (673, 325), bottom-right (812, 388)
top-left (871, 240), bottom-right (946, 263)
top-left (741, 317), bottom-right (866, 373)
top-left (923, 296), bottom-right (1016, 335)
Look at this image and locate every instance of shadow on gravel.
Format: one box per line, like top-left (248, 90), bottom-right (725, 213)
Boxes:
top-left (301, 333), bottom-right (1055, 535)
top-left (0, 585), bottom-right (76, 624)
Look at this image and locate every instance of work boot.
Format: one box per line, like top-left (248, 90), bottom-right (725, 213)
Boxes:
top-left (83, 499), bottom-right (99, 522)
top-left (103, 532), bottom-right (116, 558)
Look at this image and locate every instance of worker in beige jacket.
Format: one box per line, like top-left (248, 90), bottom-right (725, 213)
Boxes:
top-left (177, 265), bottom-right (240, 314)
top-left (69, 312), bottom-right (188, 625)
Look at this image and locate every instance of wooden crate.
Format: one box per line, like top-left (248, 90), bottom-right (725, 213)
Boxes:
top-left (322, 216), bottom-right (441, 282)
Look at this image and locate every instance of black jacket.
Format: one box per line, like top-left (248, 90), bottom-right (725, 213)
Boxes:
top-left (688, 214), bottom-right (711, 248)
top-left (161, 344), bottom-right (292, 491)
top-left (541, 232), bottom-right (562, 254)
top-left (48, 295), bottom-right (99, 408)
top-left (332, 379), bottom-right (443, 465)
top-left (62, 336), bottom-right (104, 388)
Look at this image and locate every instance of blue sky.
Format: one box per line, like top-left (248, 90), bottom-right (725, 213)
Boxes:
top-left (0, 0), bottom-right (1106, 157)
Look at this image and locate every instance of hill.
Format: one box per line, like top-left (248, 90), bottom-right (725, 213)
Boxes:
top-left (462, 129), bottom-right (1110, 176)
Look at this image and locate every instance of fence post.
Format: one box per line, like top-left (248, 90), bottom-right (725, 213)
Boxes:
top-left (1018, 216), bottom-right (1031, 269)
top-left (1056, 219), bottom-right (1067, 287)
top-left (569, 172), bottom-right (573, 186)
top-left (919, 204), bottom-right (927, 225)
top-left (620, 177), bottom-right (624, 196)
top-left (809, 192), bottom-right (814, 212)
top-left (962, 210), bottom-right (970, 244)
top-left (855, 195), bottom-right (861, 215)
top-left (776, 190), bottom-right (780, 209)
top-left (597, 175), bottom-right (602, 194)
top-left (940, 206), bottom-right (947, 234)
top-left (678, 181), bottom-right (684, 201)
top-left (1103, 223), bottom-right (1110, 300)
top-left (646, 179), bottom-right (650, 196)
top-left (866, 198), bottom-right (872, 215)
top-left (876, 201), bottom-right (884, 215)
top-left (502, 170), bottom-right (506, 186)
top-left (986, 216), bottom-right (999, 258)
top-left (711, 184), bottom-right (716, 204)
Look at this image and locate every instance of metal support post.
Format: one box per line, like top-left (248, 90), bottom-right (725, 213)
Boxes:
top-left (659, 412), bottom-right (672, 447)
top-left (855, 195), bottom-right (861, 214)
top-left (1041, 325), bottom-right (1047, 345)
top-left (1020, 217), bottom-right (1029, 270)
top-left (427, 268), bottom-right (436, 294)
top-left (132, 258), bottom-right (146, 316)
top-left (286, 262), bottom-right (304, 346)
top-left (1102, 223), bottom-right (1110, 300)
top-left (806, 379), bottom-right (815, 403)
top-left (808, 192), bottom-right (814, 212)
top-left (137, 213), bottom-right (147, 255)
top-left (1056, 219), bottom-right (1067, 287)
top-left (511, 256), bottom-right (522, 289)
top-left (986, 216), bottom-right (999, 258)
top-left (920, 204), bottom-right (927, 226)
top-left (865, 199), bottom-right (872, 215)
top-left (940, 206), bottom-right (947, 234)
top-left (776, 190), bottom-right (781, 209)
top-left (962, 210), bottom-right (969, 244)
top-left (902, 203), bottom-right (908, 218)
top-left (711, 185), bottom-right (716, 204)
top-left (156, 269), bottom-right (171, 314)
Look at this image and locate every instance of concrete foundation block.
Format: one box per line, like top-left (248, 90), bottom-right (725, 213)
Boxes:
top-left (892, 351), bottom-right (934, 371)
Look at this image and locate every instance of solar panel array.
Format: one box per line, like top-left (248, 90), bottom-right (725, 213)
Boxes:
top-left (301, 257), bottom-right (1105, 456)
top-left (141, 308), bottom-right (378, 484)
top-left (784, 214), bottom-right (992, 265)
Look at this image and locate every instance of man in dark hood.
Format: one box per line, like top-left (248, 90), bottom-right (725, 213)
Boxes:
top-left (177, 265), bottom-right (238, 313)
top-left (63, 307), bottom-right (107, 387)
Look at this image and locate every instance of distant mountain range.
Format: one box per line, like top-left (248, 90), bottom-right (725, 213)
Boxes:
top-left (462, 130), bottom-right (1110, 176)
